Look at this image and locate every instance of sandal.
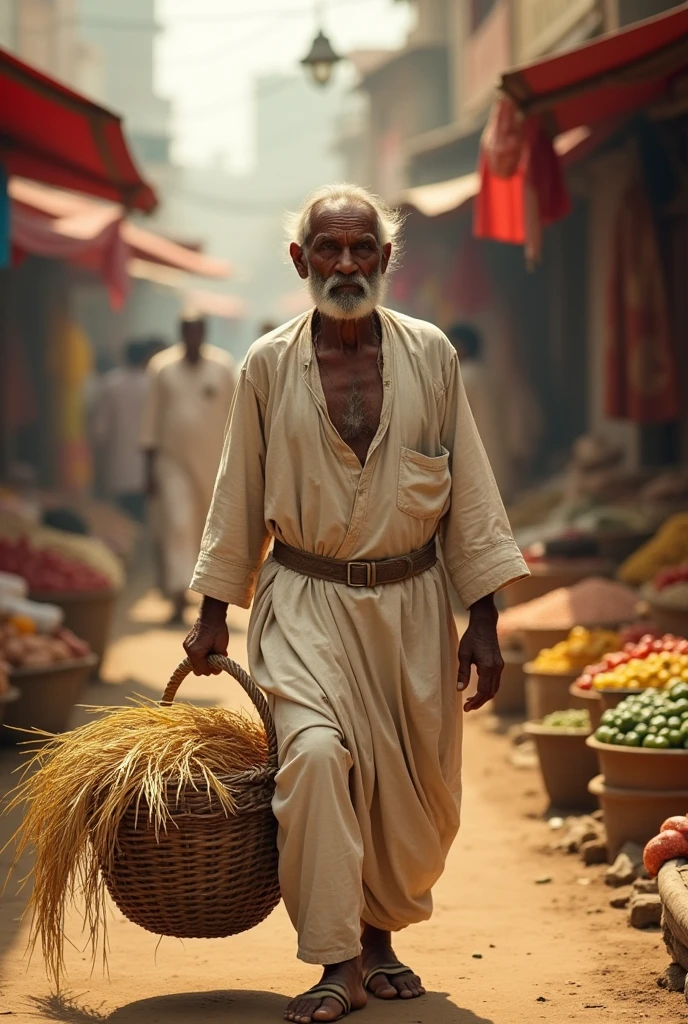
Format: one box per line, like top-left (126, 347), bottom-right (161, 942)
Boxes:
top-left (290, 981), bottom-right (353, 1021)
top-left (363, 962), bottom-right (414, 992)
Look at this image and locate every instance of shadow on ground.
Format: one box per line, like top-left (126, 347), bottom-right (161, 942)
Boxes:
top-left (27, 989), bottom-right (495, 1023)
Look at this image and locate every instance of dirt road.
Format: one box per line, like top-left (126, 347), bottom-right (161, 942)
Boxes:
top-left (0, 592), bottom-right (685, 1023)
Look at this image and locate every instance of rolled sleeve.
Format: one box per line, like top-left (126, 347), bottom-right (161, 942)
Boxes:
top-left (446, 539), bottom-right (528, 610)
top-left (190, 552), bottom-right (258, 609)
top-left (439, 347), bottom-right (529, 609)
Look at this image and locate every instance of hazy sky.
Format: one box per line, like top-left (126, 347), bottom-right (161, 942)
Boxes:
top-left (156, 0), bottom-right (414, 171)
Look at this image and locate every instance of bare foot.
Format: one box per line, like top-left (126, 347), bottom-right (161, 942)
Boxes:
top-left (284, 957), bottom-right (366, 1022)
top-left (361, 923), bottom-right (425, 1000)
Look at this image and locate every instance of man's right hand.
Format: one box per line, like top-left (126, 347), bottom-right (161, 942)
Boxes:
top-left (183, 596), bottom-right (230, 675)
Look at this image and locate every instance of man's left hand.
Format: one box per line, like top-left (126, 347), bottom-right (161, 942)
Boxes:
top-left (457, 593), bottom-right (504, 712)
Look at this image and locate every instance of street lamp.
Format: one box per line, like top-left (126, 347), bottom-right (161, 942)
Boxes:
top-left (301, 1), bottom-right (341, 87)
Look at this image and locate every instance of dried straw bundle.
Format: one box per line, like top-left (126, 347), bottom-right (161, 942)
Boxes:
top-left (4, 699), bottom-right (269, 986)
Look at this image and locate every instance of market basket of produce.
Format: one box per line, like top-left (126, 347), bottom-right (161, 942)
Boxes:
top-left (0, 604), bottom-right (96, 740)
top-left (4, 656), bottom-right (97, 740)
top-left (6, 654), bottom-right (281, 983)
top-left (30, 587), bottom-right (118, 672)
top-left (524, 626), bottom-right (621, 720)
top-left (525, 710), bottom-right (597, 810)
top-left (587, 681), bottom-right (688, 790)
top-left (498, 577), bottom-right (640, 661)
top-left (0, 535), bottom-right (122, 673)
top-left (642, 565), bottom-right (688, 639)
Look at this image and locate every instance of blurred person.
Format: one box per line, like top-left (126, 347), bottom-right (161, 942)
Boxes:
top-left (91, 339), bottom-right (159, 523)
top-left (141, 315), bottom-right (237, 625)
top-left (183, 184), bottom-right (527, 1023)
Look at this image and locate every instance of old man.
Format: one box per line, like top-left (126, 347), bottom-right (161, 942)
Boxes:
top-left (184, 184), bottom-right (528, 1023)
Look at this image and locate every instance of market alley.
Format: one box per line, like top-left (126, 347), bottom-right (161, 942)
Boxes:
top-left (0, 589), bottom-right (682, 1024)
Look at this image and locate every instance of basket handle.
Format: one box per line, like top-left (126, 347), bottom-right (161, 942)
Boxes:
top-left (161, 654), bottom-right (278, 770)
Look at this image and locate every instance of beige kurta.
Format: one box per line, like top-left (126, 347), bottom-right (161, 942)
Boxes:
top-left (191, 309), bottom-right (528, 964)
top-left (140, 343), bottom-right (237, 595)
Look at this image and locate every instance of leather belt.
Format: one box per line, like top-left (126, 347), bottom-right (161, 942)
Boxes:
top-left (272, 537), bottom-right (437, 588)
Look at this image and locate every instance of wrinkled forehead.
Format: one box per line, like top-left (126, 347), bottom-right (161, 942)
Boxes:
top-left (307, 199), bottom-right (379, 243)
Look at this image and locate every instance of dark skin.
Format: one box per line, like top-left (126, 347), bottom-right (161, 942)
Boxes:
top-left (184, 201), bottom-right (504, 1023)
top-left (146, 318), bottom-right (207, 626)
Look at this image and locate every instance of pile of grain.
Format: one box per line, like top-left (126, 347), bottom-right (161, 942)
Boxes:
top-left (498, 577), bottom-right (639, 636)
top-left (3, 700), bottom-right (269, 985)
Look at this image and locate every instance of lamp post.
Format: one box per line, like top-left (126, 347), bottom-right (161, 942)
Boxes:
top-left (301, 0), bottom-right (341, 87)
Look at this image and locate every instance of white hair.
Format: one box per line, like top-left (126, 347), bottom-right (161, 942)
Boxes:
top-left (284, 182), bottom-right (405, 272)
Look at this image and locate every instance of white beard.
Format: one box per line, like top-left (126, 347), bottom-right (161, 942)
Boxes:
top-left (307, 267), bottom-right (385, 320)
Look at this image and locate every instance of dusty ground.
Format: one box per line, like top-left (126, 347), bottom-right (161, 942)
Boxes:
top-left (0, 585), bottom-right (686, 1024)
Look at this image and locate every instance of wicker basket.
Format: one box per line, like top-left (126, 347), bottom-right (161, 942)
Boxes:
top-left (101, 654), bottom-right (281, 938)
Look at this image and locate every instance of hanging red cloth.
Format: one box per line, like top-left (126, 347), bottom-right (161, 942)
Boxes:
top-left (605, 175), bottom-right (680, 423)
top-left (11, 202), bottom-right (129, 309)
top-left (474, 92), bottom-right (571, 263)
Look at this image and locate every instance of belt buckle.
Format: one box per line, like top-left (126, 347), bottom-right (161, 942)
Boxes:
top-left (347, 561), bottom-right (376, 587)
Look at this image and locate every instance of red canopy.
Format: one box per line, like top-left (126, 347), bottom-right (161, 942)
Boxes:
top-left (0, 47), bottom-right (156, 212)
top-left (501, 4), bottom-right (688, 132)
top-left (475, 4), bottom-right (688, 257)
top-left (9, 178), bottom-right (229, 280)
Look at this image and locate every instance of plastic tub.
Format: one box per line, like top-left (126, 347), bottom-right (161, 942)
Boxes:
top-left (524, 721), bottom-right (598, 810)
top-left (2, 654), bottom-right (98, 742)
top-left (568, 683), bottom-right (603, 730)
top-left (30, 588), bottom-right (118, 674)
top-left (588, 774), bottom-right (688, 860)
top-left (492, 649), bottom-right (526, 716)
top-left (586, 735), bottom-right (688, 791)
top-left (524, 665), bottom-right (581, 721)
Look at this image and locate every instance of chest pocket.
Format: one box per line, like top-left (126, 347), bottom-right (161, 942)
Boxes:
top-left (397, 446), bottom-right (451, 520)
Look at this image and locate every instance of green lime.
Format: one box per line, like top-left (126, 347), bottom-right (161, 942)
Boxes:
top-left (669, 681), bottom-right (688, 701)
top-left (617, 715), bottom-right (638, 734)
top-left (639, 709), bottom-right (656, 723)
top-left (650, 715), bottom-right (669, 728)
top-left (643, 735), bottom-right (659, 748)
top-left (683, 735), bottom-right (688, 750)
top-left (595, 726), bottom-right (614, 744)
top-left (668, 730), bottom-right (683, 748)
top-left (658, 727), bottom-right (671, 737)
top-left (673, 698), bottom-right (688, 714)
top-left (634, 722), bottom-right (649, 737)
top-left (653, 735), bottom-right (671, 749)
top-left (601, 710), bottom-right (619, 725)
top-left (668, 716), bottom-right (683, 729)
top-left (624, 731), bottom-right (642, 747)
